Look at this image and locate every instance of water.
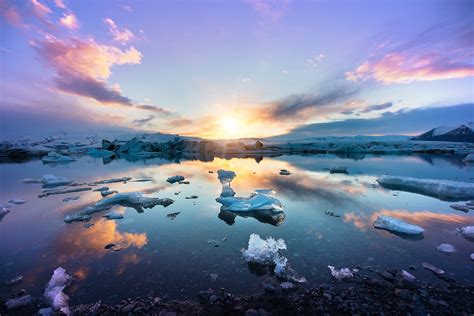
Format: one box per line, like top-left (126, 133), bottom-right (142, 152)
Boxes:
top-left (0, 154), bottom-right (473, 305)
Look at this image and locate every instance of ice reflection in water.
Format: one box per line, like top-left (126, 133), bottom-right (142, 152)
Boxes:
top-left (0, 154), bottom-right (473, 305)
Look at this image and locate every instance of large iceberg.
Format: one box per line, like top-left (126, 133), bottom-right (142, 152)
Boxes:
top-left (377, 175), bottom-right (474, 201)
top-left (216, 189), bottom-right (284, 212)
top-left (42, 151), bottom-right (75, 163)
top-left (373, 215), bottom-right (425, 235)
top-left (217, 169), bottom-right (236, 197)
top-left (44, 267), bottom-right (73, 314)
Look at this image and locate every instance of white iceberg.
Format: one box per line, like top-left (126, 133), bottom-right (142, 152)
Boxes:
top-left (242, 233), bottom-right (288, 276)
top-left (373, 215), bottom-right (425, 235)
top-left (44, 267), bottom-right (73, 314)
top-left (42, 151), bottom-right (75, 163)
top-left (458, 225), bottom-right (474, 241)
top-left (167, 175), bottom-right (185, 184)
top-left (216, 189), bottom-right (284, 212)
top-left (328, 265), bottom-right (354, 280)
top-left (436, 243), bottom-right (456, 254)
top-left (217, 169), bottom-right (236, 197)
top-left (377, 175), bottom-right (474, 201)
top-left (41, 175), bottom-right (74, 188)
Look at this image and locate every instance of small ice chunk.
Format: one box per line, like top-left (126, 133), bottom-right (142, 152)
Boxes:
top-left (401, 270), bottom-right (416, 282)
top-left (377, 175), bottom-right (474, 201)
top-left (20, 178), bottom-right (44, 184)
top-left (185, 195), bottom-right (198, 199)
top-left (41, 175), bottom-right (74, 188)
top-left (373, 215), bottom-right (424, 235)
top-left (330, 167), bottom-right (348, 174)
top-left (166, 212), bottom-right (180, 220)
top-left (8, 199), bottom-right (26, 205)
top-left (471, 253), bottom-right (474, 261)
top-left (422, 262), bottom-right (444, 275)
top-left (328, 265), bottom-right (354, 280)
top-left (242, 233), bottom-right (287, 276)
top-left (100, 190), bottom-right (118, 197)
top-left (62, 196), bottom-right (80, 203)
top-left (39, 187), bottom-right (91, 198)
top-left (167, 175), bottom-right (185, 184)
top-left (5, 295), bottom-right (33, 310)
top-left (3, 275), bottom-right (23, 287)
top-left (95, 192), bottom-right (174, 209)
top-left (280, 281), bottom-right (294, 289)
top-left (458, 225), bottom-right (474, 241)
top-left (436, 243), bottom-right (456, 255)
top-left (90, 177), bottom-right (131, 185)
top-left (216, 189), bottom-right (284, 212)
top-left (0, 207), bottom-right (10, 221)
top-left (279, 169), bottom-right (291, 176)
top-left (42, 151), bottom-right (75, 163)
top-left (44, 267), bottom-right (73, 313)
top-left (103, 211), bottom-right (123, 220)
top-left (64, 213), bottom-right (92, 223)
top-left (217, 170), bottom-right (236, 197)
top-left (93, 186), bottom-right (109, 192)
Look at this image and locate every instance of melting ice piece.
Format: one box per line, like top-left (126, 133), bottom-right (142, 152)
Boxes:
top-left (103, 211), bottom-right (123, 220)
top-left (42, 151), bottom-right (75, 163)
top-left (167, 175), bottom-right (185, 184)
top-left (101, 190), bottom-right (118, 197)
top-left (242, 233), bottom-right (287, 276)
top-left (44, 267), bottom-right (73, 314)
top-left (450, 204), bottom-right (470, 212)
top-left (464, 153), bottom-right (474, 163)
top-left (90, 177), bottom-right (131, 185)
top-left (95, 192), bottom-right (174, 209)
top-left (41, 175), bottom-right (74, 188)
top-left (436, 243), bottom-right (456, 255)
top-left (471, 253), bottom-right (474, 261)
top-left (39, 187), bottom-right (91, 198)
top-left (63, 196), bottom-right (80, 203)
top-left (458, 225), bottom-right (474, 241)
top-left (8, 199), bottom-right (26, 205)
top-left (373, 215), bottom-right (424, 235)
top-left (279, 169), bottom-right (290, 176)
top-left (216, 189), bottom-right (283, 212)
top-left (0, 207), bottom-right (10, 221)
top-left (328, 265), bottom-right (354, 280)
top-left (401, 270), bottom-right (416, 282)
top-left (377, 175), bottom-right (474, 201)
top-left (93, 186), bottom-right (109, 192)
top-left (422, 262), bottom-right (444, 275)
top-left (217, 170), bottom-right (236, 197)
top-left (5, 295), bottom-right (33, 310)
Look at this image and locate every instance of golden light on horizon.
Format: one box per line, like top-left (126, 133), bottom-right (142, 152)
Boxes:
top-left (219, 116), bottom-right (241, 138)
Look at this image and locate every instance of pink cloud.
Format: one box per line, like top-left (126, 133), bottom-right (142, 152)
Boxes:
top-left (54, 0), bottom-right (66, 9)
top-left (246, 0), bottom-right (289, 21)
top-left (0, 1), bottom-right (24, 27)
top-left (104, 17), bottom-right (134, 43)
top-left (346, 52), bottom-right (474, 84)
top-left (59, 12), bottom-right (79, 29)
top-left (30, 0), bottom-right (51, 21)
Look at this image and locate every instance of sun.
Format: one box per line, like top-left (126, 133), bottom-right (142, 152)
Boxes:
top-left (219, 116), bottom-right (241, 138)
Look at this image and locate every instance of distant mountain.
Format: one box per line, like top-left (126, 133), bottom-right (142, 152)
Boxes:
top-left (412, 123), bottom-right (474, 143)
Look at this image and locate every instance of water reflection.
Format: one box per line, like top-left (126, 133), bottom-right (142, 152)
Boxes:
top-left (218, 209), bottom-right (285, 226)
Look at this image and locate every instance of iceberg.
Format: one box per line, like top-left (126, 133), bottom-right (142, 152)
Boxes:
top-left (458, 225), bottom-right (474, 241)
top-left (217, 169), bottom-right (236, 197)
top-left (216, 189), bottom-right (284, 212)
top-left (42, 151), bottom-right (75, 163)
top-left (377, 175), bottom-right (474, 201)
top-left (44, 267), bottom-right (73, 314)
top-left (167, 175), bottom-right (185, 184)
top-left (436, 243), bottom-right (456, 254)
top-left (328, 265), bottom-right (354, 280)
top-left (41, 175), bottom-right (74, 188)
top-left (373, 215), bottom-right (424, 235)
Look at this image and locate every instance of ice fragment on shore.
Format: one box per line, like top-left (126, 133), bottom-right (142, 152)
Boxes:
top-left (422, 262), bottom-right (444, 275)
top-left (328, 266), bottom-right (354, 280)
top-left (217, 170), bottom-right (236, 197)
top-left (436, 243), bottom-right (456, 255)
top-left (8, 199), bottom-right (26, 205)
top-left (44, 267), bottom-right (73, 314)
top-left (373, 215), bottom-right (424, 235)
top-left (5, 295), bottom-right (33, 310)
top-left (401, 270), bottom-right (416, 282)
top-left (242, 234), bottom-right (287, 275)
top-left (167, 175), bottom-right (185, 184)
top-left (216, 189), bottom-right (283, 212)
top-left (39, 187), bottom-right (91, 198)
top-left (42, 151), bottom-right (75, 163)
top-left (377, 175), bottom-right (474, 200)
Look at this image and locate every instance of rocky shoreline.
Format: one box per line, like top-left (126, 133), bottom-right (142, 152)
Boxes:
top-left (2, 266), bottom-right (473, 315)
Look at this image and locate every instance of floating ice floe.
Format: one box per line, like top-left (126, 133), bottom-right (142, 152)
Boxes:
top-left (39, 187), bottom-right (91, 198)
top-left (330, 167), bottom-right (348, 174)
top-left (44, 267), bottom-right (73, 314)
top-left (328, 265), bottom-right (355, 280)
top-left (93, 186), bottom-right (109, 192)
top-left (377, 175), bottom-right (474, 201)
top-left (401, 270), bottom-right (416, 282)
top-left (8, 199), bottom-right (26, 205)
top-left (0, 207), bottom-right (10, 221)
top-left (40, 175), bottom-right (74, 188)
top-left (216, 189), bottom-right (284, 212)
top-left (217, 170), bottom-right (236, 197)
top-left (166, 212), bottom-right (180, 220)
top-left (62, 196), bottom-right (80, 203)
top-left (436, 243), bottom-right (456, 255)
top-left (42, 151), bottom-right (75, 163)
top-left (279, 169), bottom-right (290, 176)
top-left (103, 211), bottom-right (124, 220)
top-left (90, 177), bottom-right (131, 185)
top-left (373, 215), bottom-right (425, 235)
top-left (101, 190), bottom-right (117, 197)
top-left (457, 225), bottom-right (474, 241)
top-left (167, 175), bottom-right (185, 184)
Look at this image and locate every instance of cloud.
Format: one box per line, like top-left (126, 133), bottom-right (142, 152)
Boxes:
top-left (54, 0), bottom-right (66, 9)
top-left (135, 104), bottom-right (173, 115)
top-left (133, 115), bottom-right (155, 126)
top-left (104, 18), bottom-right (134, 43)
top-left (278, 103), bottom-right (474, 138)
top-left (30, 0), bottom-right (51, 20)
top-left (346, 23), bottom-right (474, 84)
top-left (246, 0), bottom-right (289, 21)
top-left (0, 1), bottom-right (24, 27)
top-left (59, 12), bottom-right (79, 29)
top-left (360, 102), bottom-right (393, 113)
top-left (306, 53), bottom-right (325, 66)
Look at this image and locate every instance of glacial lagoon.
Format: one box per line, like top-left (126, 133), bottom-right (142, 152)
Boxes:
top-left (1, 154), bottom-right (473, 305)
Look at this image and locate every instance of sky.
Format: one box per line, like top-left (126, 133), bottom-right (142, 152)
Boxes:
top-left (1, 0), bottom-right (473, 139)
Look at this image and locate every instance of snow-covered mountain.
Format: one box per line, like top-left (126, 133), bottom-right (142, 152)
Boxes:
top-left (412, 123), bottom-right (474, 143)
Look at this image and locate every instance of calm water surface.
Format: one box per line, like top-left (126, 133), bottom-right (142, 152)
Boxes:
top-left (0, 154), bottom-right (473, 304)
